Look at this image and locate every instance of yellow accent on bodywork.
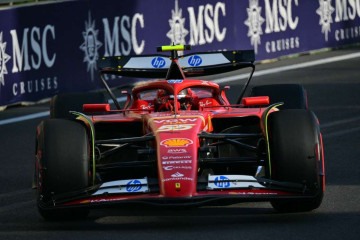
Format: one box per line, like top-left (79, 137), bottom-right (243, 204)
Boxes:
top-left (159, 45), bottom-right (186, 51)
top-left (261, 103), bottom-right (283, 177)
top-left (70, 111), bottom-right (96, 185)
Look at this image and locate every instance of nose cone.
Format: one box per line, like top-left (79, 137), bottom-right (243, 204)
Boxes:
top-left (149, 116), bottom-right (206, 197)
top-left (158, 139), bottom-right (198, 197)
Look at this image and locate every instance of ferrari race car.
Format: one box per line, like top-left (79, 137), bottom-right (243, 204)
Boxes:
top-left (34, 44), bottom-right (325, 220)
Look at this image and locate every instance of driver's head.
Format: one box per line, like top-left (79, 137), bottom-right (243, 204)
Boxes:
top-left (177, 89), bottom-right (188, 99)
top-left (175, 88), bottom-right (194, 99)
top-left (157, 89), bottom-right (168, 98)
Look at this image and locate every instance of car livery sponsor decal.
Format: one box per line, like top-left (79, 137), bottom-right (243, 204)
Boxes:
top-left (162, 177), bottom-right (193, 182)
top-left (140, 103), bottom-right (153, 110)
top-left (151, 57), bottom-right (166, 68)
top-left (234, 192), bottom-right (277, 195)
top-left (154, 118), bottom-right (198, 124)
top-left (168, 148), bottom-right (187, 154)
top-left (162, 155), bottom-right (191, 160)
top-left (171, 172), bottom-right (184, 178)
top-left (126, 179), bottom-right (142, 192)
top-left (167, 79), bottom-right (183, 84)
top-left (157, 124), bottom-right (195, 132)
top-left (150, 114), bottom-right (206, 119)
top-left (199, 99), bottom-right (213, 107)
top-left (160, 138), bottom-right (193, 147)
top-left (162, 160), bottom-right (192, 165)
top-left (163, 165), bottom-right (192, 171)
top-left (214, 176), bottom-right (231, 188)
top-left (92, 178), bottom-right (149, 195)
top-left (188, 55), bottom-right (202, 66)
top-left (200, 81), bottom-right (211, 85)
top-left (208, 175), bottom-right (265, 189)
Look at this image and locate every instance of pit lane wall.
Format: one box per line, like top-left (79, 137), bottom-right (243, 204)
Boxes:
top-left (0, 0), bottom-right (359, 107)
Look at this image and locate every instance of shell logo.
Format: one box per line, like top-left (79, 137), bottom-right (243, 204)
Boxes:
top-left (160, 138), bottom-right (193, 147)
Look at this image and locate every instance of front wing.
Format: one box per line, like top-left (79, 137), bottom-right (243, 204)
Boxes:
top-left (38, 175), bottom-right (318, 210)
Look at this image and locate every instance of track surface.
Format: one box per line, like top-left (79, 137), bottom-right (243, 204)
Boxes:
top-left (0, 48), bottom-right (359, 239)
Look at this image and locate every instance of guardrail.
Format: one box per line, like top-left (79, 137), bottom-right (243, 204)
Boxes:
top-left (0, 0), bottom-right (359, 108)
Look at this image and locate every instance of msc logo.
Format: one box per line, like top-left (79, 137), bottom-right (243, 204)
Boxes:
top-left (126, 179), bottom-right (142, 192)
top-left (151, 57), bottom-right (166, 68)
top-left (188, 55), bottom-right (202, 66)
top-left (214, 176), bottom-right (230, 188)
top-left (0, 32), bottom-right (11, 86)
top-left (80, 12), bottom-right (102, 81)
top-left (317, 0), bottom-right (335, 41)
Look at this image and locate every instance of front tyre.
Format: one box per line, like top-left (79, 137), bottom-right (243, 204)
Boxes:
top-left (268, 110), bottom-right (325, 212)
top-left (35, 119), bottom-right (90, 220)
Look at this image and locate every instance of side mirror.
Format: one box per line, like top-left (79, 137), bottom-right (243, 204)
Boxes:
top-left (83, 104), bottom-right (111, 113)
top-left (242, 96), bottom-right (270, 107)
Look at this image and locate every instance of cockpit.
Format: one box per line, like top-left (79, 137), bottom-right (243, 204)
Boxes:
top-left (130, 84), bottom-right (222, 112)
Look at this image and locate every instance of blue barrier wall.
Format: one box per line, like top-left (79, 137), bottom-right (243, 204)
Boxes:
top-left (0, 0), bottom-right (359, 107)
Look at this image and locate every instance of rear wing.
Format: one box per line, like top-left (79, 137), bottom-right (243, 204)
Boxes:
top-left (97, 50), bottom-right (255, 78)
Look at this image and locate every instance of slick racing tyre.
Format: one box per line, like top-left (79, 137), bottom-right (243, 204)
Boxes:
top-left (250, 84), bottom-right (307, 109)
top-left (267, 110), bottom-right (324, 212)
top-left (35, 119), bottom-right (90, 220)
top-left (50, 92), bottom-right (107, 119)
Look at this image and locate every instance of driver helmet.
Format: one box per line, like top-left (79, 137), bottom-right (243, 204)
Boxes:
top-left (170, 88), bottom-right (192, 99)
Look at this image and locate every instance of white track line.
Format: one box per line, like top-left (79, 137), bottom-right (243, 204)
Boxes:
top-left (321, 116), bottom-right (360, 128)
top-left (1, 52), bottom-right (360, 126)
top-left (323, 126), bottom-right (360, 138)
top-left (0, 111), bottom-right (49, 126)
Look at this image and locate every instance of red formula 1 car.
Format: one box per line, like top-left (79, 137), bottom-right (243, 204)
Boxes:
top-left (34, 45), bottom-right (325, 220)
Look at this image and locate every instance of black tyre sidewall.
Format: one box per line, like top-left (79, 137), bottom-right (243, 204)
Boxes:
top-left (268, 109), bottom-right (324, 212)
top-left (37, 119), bottom-right (90, 200)
top-left (268, 110), bottom-right (319, 189)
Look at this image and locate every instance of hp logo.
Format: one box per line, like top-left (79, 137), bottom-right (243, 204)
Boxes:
top-left (151, 57), bottom-right (166, 68)
top-left (214, 176), bottom-right (230, 188)
top-left (188, 55), bottom-right (202, 66)
top-left (126, 179), bottom-right (142, 192)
